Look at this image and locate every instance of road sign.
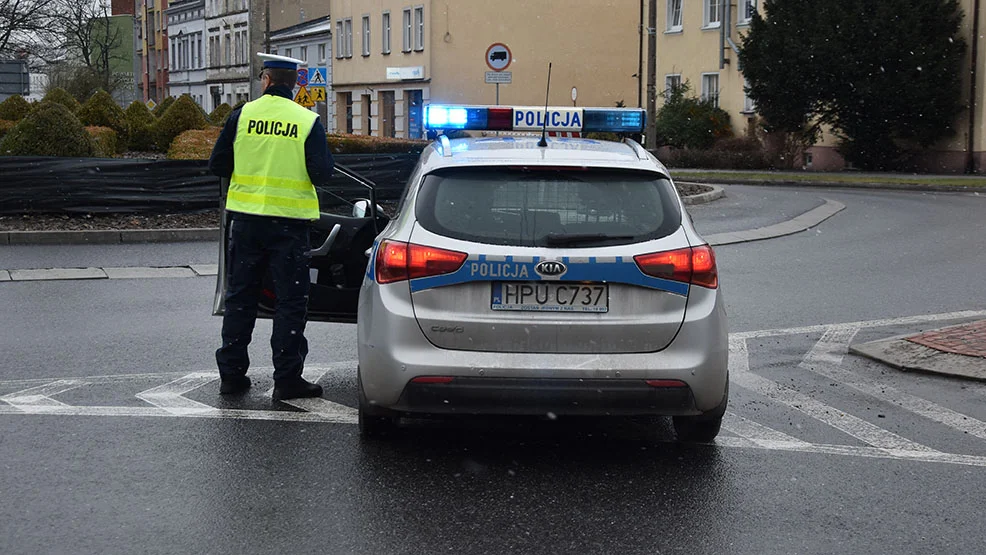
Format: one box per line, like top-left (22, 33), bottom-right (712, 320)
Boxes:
top-left (311, 86), bottom-right (327, 103)
top-left (294, 86), bottom-right (315, 107)
top-left (296, 68), bottom-right (309, 87)
top-left (485, 71), bottom-right (512, 84)
top-left (145, 99), bottom-right (157, 110)
top-left (485, 43), bottom-right (511, 71)
top-left (309, 67), bottom-right (327, 87)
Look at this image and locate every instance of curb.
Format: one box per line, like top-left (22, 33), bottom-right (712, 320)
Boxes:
top-left (850, 336), bottom-right (986, 383)
top-left (676, 176), bottom-right (984, 194)
top-left (1, 228), bottom-right (219, 246)
top-left (705, 198), bottom-right (845, 246)
top-left (679, 183), bottom-right (725, 205)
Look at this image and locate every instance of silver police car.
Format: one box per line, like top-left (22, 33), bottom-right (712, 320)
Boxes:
top-left (215, 105), bottom-right (728, 442)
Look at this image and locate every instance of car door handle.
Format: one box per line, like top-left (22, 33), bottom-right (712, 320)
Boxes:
top-left (307, 224), bottom-right (341, 257)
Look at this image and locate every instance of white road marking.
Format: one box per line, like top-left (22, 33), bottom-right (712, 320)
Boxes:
top-left (0, 404), bottom-right (356, 423)
top-left (136, 373), bottom-right (217, 415)
top-left (1, 380), bottom-right (86, 412)
top-left (279, 398), bottom-right (358, 422)
top-left (801, 326), bottom-right (986, 441)
top-left (715, 437), bottom-right (986, 468)
top-left (722, 412), bottom-right (811, 447)
top-left (730, 336), bottom-right (937, 452)
top-left (731, 309), bottom-right (986, 340)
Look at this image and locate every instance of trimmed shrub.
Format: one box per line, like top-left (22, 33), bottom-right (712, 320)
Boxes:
top-left (209, 103), bottom-right (232, 126)
top-left (0, 95), bottom-right (31, 121)
top-left (0, 119), bottom-right (17, 141)
top-left (168, 128), bottom-right (221, 160)
top-left (40, 88), bottom-right (82, 113)
top-left (78, 90), bottom-right (128, 149)
top-left (654, 81), bottom-right (732, 150)
top-left (661, 148), bottom-right (771, 170)
top-left (86, 126), bottom-right (118, 157)
top-left (152, 95), bottom-right (208, 152)
top-left (0, 102), bottom-right (94, 157)
top-left (326, 133), bottom-right (428, 154)
top-left (152, 96), bottom-right (176, 117)
top-left (124, 100), bottom-right (156, 151)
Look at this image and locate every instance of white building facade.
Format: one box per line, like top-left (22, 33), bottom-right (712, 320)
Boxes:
top-left (204, 0), bottom-right (250, 110)
top-left (270, 15), bottom-right (334, 133)
top-left (166, 0), bottom-right (208, 108)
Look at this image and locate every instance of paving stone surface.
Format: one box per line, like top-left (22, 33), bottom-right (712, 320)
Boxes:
top-left (907, 320), bottom-right (986, 358)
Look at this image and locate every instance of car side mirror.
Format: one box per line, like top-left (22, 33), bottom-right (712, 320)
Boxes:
top-left (352, 199), bottom-right (386, 219)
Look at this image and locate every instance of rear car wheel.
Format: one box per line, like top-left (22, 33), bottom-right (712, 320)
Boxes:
top-left (357, 370), bottom-right (399, 439)
top-left (672, 379), bottom-right (728, 443)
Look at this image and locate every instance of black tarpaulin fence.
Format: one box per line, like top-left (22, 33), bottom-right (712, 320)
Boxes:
top-left (0, 153), bottom-right (419, 215)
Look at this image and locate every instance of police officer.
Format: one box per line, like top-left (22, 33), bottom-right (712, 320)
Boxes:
top-left (208, 53), bottom-right (334, 400)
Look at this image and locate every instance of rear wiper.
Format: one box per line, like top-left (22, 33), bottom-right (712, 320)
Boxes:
top-left (542, 233), bottom-right (636, 246)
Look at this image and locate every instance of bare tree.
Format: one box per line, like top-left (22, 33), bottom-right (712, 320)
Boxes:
top-left (0, 0), bottom-right (58, 58)
top-left (47, 0), bottom-right (128, 98)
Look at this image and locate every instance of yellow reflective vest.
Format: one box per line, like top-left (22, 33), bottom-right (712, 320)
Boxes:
top-left (227, 94), bottom-right (320, 220)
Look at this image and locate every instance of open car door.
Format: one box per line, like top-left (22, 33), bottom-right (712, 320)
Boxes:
top-left (212, 165), bottom-right (388, 324)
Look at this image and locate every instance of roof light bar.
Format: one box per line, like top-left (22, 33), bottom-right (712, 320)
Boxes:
top-left (423, 105), bottom-right (646, 134)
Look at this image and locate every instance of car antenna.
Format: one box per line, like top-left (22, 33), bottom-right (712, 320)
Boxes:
top-left (537, 62), bottom-right (552, 148)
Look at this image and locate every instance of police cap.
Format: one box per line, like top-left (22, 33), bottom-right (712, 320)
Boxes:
top-left (257, 52), bottom-right (307, 71)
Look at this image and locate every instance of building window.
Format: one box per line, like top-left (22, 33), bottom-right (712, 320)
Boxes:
top-left (335, 21), bottom-right (343, 58)
top-left (704, 0), bottom-right (722, 28)
top-left (664, 74), bottom-right (682, 99)
top-left (285, 47), bottom-right (292, 58)
top-left (224, 30), bottom-right (231, 66)
top-left (362, 15), bottom-right (371, 56)
top-left (318, 43), bottom-right (326, 62)
top-left (701, 73), bottom-right (720, 107)
top-left (301, 46), bottom-right (308, 62)
top-left (402, 8), bottom-right (411, 52)
top-left (739, 0), bottom-right (757, 24)
top-left (743, 79), bottom-right (756, 113)
top-left (413, 6), bottom-right (424, 51)
top-left (344, 18), bottom-right (353, 57)
top-left (382, 12), bottom-right (391, 54)
top-left (666, 0), bottom-right (683, 32)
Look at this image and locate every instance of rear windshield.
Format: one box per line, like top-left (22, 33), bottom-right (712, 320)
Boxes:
top-left (415, 167), bottom-right (681, 247)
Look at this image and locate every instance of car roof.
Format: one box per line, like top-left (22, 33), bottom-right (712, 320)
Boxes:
top-left (417, 136), bottom-right (672, 175)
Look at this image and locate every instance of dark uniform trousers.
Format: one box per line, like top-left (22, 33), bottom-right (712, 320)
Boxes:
top-left (216, 212), bottom-right (312, 383)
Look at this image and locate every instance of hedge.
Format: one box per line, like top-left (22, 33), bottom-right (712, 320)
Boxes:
top-left (85, 126), bottom-right (118, 157)
top-left (0, 102), bottom-right (94, 157)
top-left (209, 103), bottom-right (232, 126)
top-left (39, 88), bottom-right (81, 113)
top-left (152, 95), bottom-right (208, 152)
top-left (326, 133), bottom-right (428, 154)
top-left (0, 95), bottom-right (31, 121)
top-left (0, 119), bottom-right (17, 141)
top-left (124, 100), bottom-right (156, 151)
top-left (168, 128), bottom-right (221, 160)
top-left (78, 91), bottom-right (127, 148)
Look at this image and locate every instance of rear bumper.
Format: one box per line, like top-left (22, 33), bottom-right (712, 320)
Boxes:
top-left (357, 280), bottom-right (728, 415)
top-left (393, 377), bottom-right (697, 416)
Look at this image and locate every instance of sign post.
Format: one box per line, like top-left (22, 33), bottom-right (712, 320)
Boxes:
top-left (485, 43), bottom-right (511, 105)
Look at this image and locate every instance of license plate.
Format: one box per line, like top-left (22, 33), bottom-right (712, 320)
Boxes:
top-left (491, 282), bottom-right (609, 313)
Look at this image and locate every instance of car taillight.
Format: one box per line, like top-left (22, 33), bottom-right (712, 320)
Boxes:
top-left (633, 245), bottom-right (718, 289)
top-left (375, 240), bottom-right (467, 284)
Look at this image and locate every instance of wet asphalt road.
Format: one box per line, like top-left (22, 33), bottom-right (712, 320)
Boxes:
top-left (2, 185), bottom-right (986, 555)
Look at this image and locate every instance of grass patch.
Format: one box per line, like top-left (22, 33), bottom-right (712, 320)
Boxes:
top-left (673, 171), bottom-right (986, 187)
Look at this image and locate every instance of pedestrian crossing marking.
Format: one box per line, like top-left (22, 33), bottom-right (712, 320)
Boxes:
top-left (3, 312), bottom-right (986, 467)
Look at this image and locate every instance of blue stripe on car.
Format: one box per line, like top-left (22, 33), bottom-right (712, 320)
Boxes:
top-left (408, 257), bottom-right (689, 296)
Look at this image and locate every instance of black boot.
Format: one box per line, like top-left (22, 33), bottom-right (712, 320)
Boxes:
top-left (219, 375), bottom-right (251, 394)
top-left (272, 378), bottom-right (323, 400)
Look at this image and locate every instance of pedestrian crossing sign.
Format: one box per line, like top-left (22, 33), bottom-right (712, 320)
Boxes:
top-left (294, 86), bottom-right (315, 107)
top-left (311, 86), bottom-right (327, 103)
top-left (309, 67), bottom-right (327, 87)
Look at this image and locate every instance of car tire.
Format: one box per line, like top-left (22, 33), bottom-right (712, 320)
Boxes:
top-left (672, 378), bottom-right (728, 443)
top-left (357, 370), bottom-right (399, 439)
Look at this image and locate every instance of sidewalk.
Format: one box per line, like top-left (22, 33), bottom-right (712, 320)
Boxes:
top-left (673, 168), bottom-right (986, 192)
top-left (851, 320), bottom-right (986, 382)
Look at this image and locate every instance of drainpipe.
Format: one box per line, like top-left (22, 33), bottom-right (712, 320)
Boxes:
top-left (646, 0), bottom-right (657, 148)
top-left (638, 0), bottom-right (644, 108)
top-left (967, 0), bottom-right (981, 174)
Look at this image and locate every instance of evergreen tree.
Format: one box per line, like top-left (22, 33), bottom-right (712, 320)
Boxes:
top-left (739, 0), bottom-right (966, 170)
